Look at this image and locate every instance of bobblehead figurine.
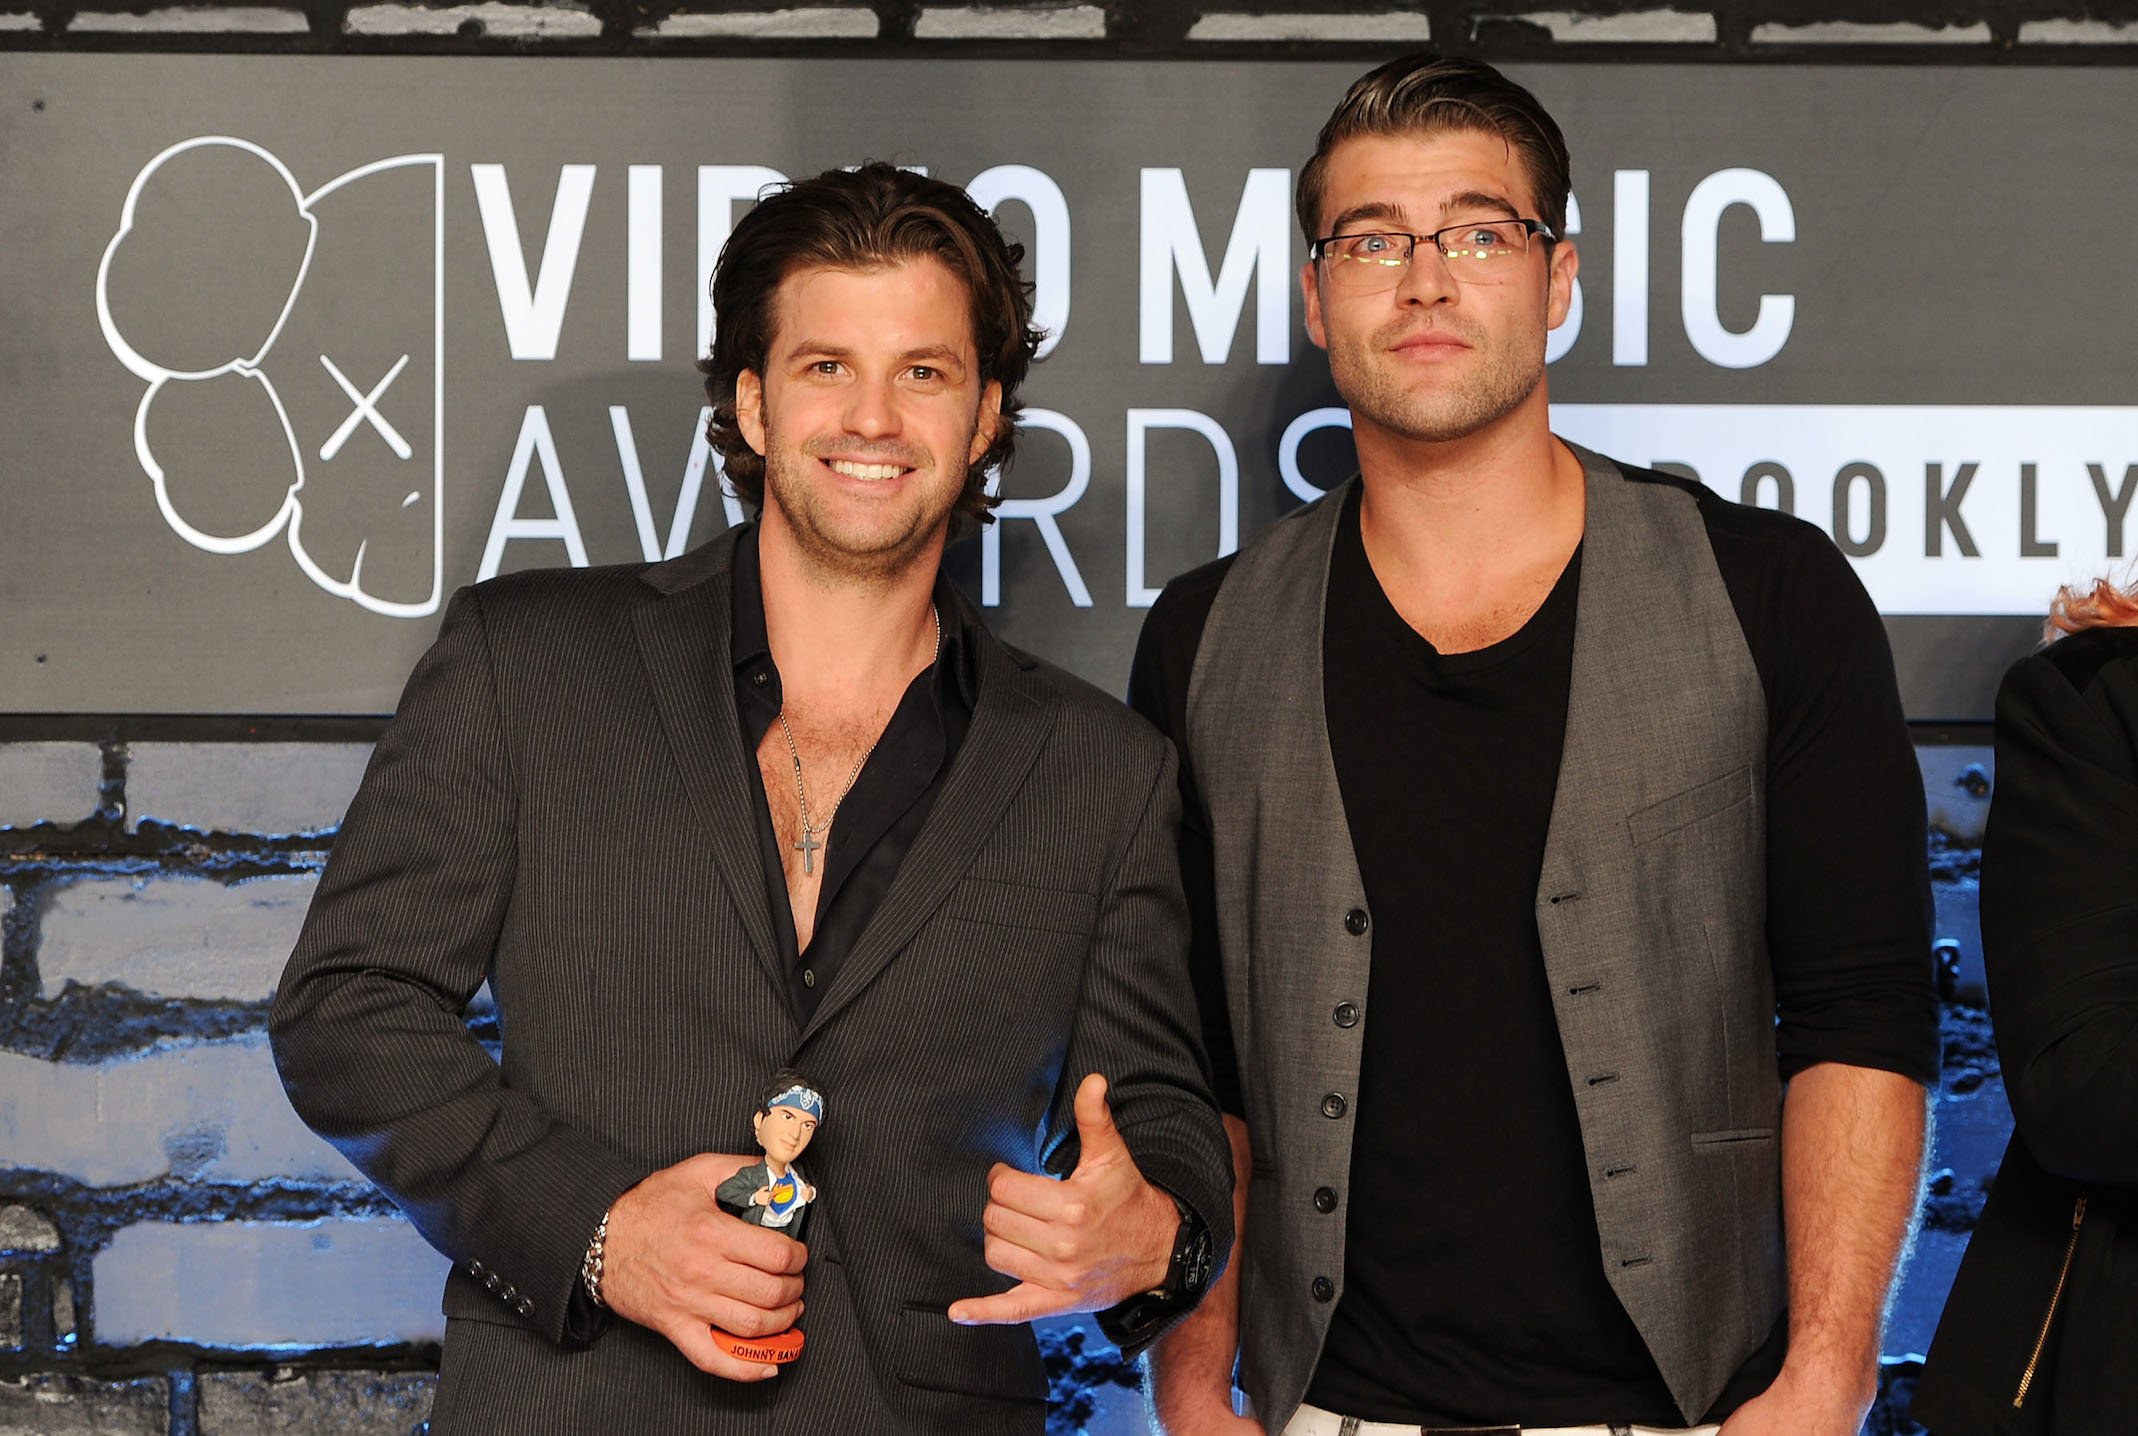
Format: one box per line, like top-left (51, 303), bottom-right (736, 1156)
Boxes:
top-left (710, 1071), bottom-right (823, 1364)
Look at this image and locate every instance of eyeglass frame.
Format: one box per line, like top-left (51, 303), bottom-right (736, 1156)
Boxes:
top-left (1308, 218), bottom-right (1560, 283)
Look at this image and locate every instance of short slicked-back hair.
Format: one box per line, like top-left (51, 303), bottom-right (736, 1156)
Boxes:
top-left (700, 162), bottom-right (1042, 535)
top-left (1297, 53), bottom-right (1571, 248)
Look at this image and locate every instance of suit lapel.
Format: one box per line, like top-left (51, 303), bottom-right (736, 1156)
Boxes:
top-left (632, 531), bottom-right (787, 996)
top-left (799, 613), bottom-right (1054, 1043)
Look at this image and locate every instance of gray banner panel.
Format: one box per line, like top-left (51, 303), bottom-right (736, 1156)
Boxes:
top-left (4, 56), bottom-right (2132, 716)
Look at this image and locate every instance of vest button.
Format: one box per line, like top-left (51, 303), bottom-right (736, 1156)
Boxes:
top-left (1311, 1276), bottom-right (1335, 1302)
top-left (1320, 1092), bottom-right (1348, 1120)
top-left (1332, 1002), bottom-right (1359, 1028)
top-left (1313, 1186), bottom-right (1337, 1214)
top-left (1343, 908), bottom-right (1369, 936)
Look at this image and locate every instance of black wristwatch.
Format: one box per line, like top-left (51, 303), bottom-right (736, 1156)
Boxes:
top-left (1152, 1196), bottom-right (1216, 1303)
top-left (1095, 1195), bottom-right (1213, 1349)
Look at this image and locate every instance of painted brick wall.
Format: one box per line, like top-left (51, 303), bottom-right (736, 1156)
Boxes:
top-left (0, 737), bottom-right (450, 1436)
top-left (3, 6), bottom-right (2114, 1432)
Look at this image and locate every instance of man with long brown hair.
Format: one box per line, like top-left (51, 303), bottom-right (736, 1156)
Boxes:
top-left (1136, 53), bottom-right (1938, 1436)
top-left (272, 161), bottom-right (1228, 1432)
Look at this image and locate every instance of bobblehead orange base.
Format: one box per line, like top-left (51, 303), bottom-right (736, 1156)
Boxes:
top-left (711, 1326), bottom-right (805, 1364)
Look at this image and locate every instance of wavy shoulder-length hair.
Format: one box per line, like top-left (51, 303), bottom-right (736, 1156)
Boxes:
top-left (699, 162), bottom-right (1042, 539)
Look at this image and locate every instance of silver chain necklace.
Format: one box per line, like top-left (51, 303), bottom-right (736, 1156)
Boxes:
top-left (777, 603), bottom-right (940, 877)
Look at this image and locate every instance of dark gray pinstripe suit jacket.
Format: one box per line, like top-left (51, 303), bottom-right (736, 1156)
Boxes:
top-left (270, 529), bottom-right (1232, 1434)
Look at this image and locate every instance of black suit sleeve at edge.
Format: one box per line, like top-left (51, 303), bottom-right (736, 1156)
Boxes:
top-left (1061, 734), bottom-right (1237, 1353)
top-left (268, 586), bottom-right (658, 1348)
top-left (1128, 571), bottom-right (1243, 1119)
top-left (1981, 644), bottom-right (2138, 1185)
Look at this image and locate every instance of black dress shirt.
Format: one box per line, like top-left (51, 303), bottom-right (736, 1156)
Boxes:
top-left (565, 529), bottom-right (980, 1337)
top-left (736, 530), bottom-right (1204, 1347)
top-left (729, 526), bottom-right (977, 1023)
top-left (733, 529), bottom-right (1197, 1348)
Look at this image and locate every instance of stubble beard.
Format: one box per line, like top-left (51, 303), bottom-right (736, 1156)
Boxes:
top-left (758, 421), bottom-right (974, 590)
top-left (1330, 315), bottom-right (1547, 446)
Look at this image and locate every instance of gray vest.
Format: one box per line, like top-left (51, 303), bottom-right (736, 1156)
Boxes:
top-left (1185, 447), bottom-right (1781, 1426)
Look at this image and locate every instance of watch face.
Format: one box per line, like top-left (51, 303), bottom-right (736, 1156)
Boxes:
top-left (1182, 1227), bottom-right (1215, 1294)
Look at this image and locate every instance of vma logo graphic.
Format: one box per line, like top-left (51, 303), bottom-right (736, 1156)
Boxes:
top-left (96, 137), bottom-right (445, 618)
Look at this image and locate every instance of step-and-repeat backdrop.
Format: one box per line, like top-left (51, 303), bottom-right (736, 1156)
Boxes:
top-left (5, 56), bottom-right (2130, 717)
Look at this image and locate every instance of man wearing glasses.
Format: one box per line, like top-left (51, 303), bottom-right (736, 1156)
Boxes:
top-left (1133, 53), bottom-right (1938, 1436)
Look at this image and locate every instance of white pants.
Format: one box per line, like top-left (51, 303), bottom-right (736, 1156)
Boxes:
top-left (1281, 1402), bottom-right (1723, 1436)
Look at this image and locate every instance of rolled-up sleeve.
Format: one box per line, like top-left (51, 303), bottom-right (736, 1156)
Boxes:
top-left (1761, 530), bottom-right (1941, 1087)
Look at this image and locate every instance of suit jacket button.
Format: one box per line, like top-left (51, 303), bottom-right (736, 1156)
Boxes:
top-left (1332, 1002), bottom-right (1359, 1028)
top-left (517, 1297), bottom-right (535, 1317)
top-left (483, 1273), bottom-right (500, 1292)
top-left (1343, 908), bottom-right (1369, 936)
top-left (1320, 1092), bottom-right (1347, 1120)
top-left (1311, 1276), bottom-right (1335, 1302)
top-left (468, 1260), bottom-right (485, 1277)
top-left (1313, 1187), bottom-right (1338, 1214)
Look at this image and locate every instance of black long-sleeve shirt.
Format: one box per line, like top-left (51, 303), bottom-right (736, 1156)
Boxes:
top-left (1129, 473), bottom-right (1939, 1426)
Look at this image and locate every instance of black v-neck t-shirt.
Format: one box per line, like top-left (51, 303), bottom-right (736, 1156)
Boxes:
top-left (1312, 487), bottom-right (1689, 1423)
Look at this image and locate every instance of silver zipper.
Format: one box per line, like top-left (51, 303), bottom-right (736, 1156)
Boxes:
top-left (2013, 1194), bottom-right (2089, 1408)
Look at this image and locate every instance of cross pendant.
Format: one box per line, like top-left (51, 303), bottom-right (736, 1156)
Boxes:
top-left (794, 827), bottom-right (822, 876)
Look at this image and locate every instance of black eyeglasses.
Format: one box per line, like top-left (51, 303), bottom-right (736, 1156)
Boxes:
top-left (1310, 218), bottom-right (1557, 288)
